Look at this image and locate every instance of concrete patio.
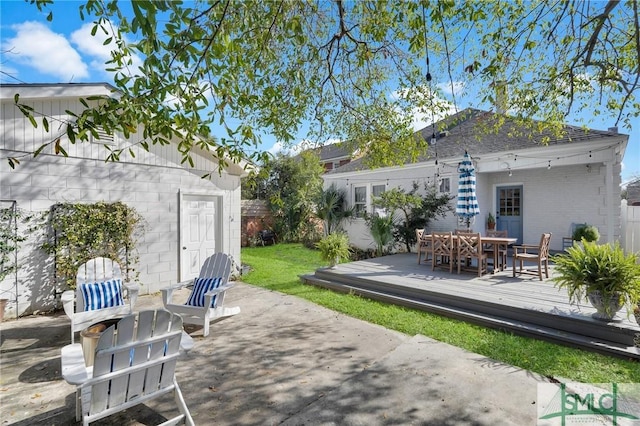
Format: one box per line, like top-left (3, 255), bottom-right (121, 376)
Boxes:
top-left (0, 282), bottom-right (550, 425)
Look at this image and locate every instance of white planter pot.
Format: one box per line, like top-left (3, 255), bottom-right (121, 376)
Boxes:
top-left (587, 290), bottom-right (624, 321)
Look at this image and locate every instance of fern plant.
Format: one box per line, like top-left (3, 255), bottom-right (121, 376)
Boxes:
top-left (552, 241), bottom-right (640, 317)
top-left (316, 232), bottom-right (351, 267)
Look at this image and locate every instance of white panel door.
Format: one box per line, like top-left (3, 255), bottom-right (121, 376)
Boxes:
top-left (180, 194), bottom-right (222, 281)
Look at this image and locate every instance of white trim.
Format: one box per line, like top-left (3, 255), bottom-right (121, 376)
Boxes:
top-left (1, 83), bottom-right (118, 100)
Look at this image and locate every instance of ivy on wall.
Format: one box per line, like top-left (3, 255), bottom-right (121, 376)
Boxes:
top-left (0, 204), bottom-right (21, 284)
top-left (42, 202), bottom-right (144, 289)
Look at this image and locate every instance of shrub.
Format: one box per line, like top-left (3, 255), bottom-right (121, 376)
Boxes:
top-left (572, 224), bottom-right (600, 242)
top-left (316, 232), bottom-right (351, 267)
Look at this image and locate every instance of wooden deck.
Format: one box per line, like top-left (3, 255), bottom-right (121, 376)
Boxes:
top-left (300, 253), bottom-right (640, 360)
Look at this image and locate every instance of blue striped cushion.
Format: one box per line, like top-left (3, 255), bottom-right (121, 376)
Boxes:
top-left (185, 277), bottom-right (223, 308)
top-left (80, 279), bottom-right (125, 311)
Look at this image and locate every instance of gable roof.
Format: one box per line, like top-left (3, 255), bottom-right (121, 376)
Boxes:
top-left (317, 143), bottom-right (352, 161)
top-left (329, 108), bottom-right (625, 174)
top-left (1, 82), bottom-right (252, 176)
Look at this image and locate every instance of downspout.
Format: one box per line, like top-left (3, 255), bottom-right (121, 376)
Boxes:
top-left (605, 135), bottom-right (626, 244)
top-left (605, 160), bottom-right (615, 244)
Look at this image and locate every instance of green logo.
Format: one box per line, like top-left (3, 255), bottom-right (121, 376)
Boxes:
top-left (538, 383), bottom-right (640, 425)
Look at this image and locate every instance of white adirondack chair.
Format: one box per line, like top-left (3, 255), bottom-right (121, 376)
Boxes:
top-left (161, 253), bottom-right (240, 337)
top-left (61, 257), bottom-right (139, 343)
top-left (61, 310), bottom-right (194, 426)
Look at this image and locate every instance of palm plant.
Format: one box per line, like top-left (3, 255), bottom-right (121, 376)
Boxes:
top-left (315, 184), bottom-right (353, 236)
top-left (366, 213), bottom-right (395, 257)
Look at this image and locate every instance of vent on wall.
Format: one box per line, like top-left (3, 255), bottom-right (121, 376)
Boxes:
top-left (90, 128), bottom-right (115, 145)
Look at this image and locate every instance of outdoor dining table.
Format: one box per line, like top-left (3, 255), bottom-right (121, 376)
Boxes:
top-left (479, 235), bottom-right (518, 274)
top-left (422, 234), bottom-right (518, 275)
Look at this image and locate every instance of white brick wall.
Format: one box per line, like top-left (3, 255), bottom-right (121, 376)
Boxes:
top-left (1, 86), bottom-right (247, 317)
top-left (0, 152), bottom-right (242, 317)
top-left (326, 160), bottom-right (622, 252)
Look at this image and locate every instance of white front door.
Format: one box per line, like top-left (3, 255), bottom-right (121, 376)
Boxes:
top-left (180, 193), bottom-right (222, 281)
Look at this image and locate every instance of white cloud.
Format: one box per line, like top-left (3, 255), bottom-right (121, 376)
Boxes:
top-left (410, 102), bottom-right (458, 131)
top-left (70, 23), bottom-right (113, 61)
top-left (437, 81), bottom-right (466, 97)
top-left (268, 141), bottom-right (287, 155)
top-left (70, 22), bottom-right (143, 78)
top-left (268, 138), bottom-right (342, 156)
top-left (4, 21), bottom-right (89, 80)
top-left (391, 86), bottom-right (458, 131)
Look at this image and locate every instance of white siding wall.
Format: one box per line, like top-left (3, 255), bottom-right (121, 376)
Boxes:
top-left (0, 94), bottom-right (242, 317)
top-left (327, 160), bottom-right (621, 253)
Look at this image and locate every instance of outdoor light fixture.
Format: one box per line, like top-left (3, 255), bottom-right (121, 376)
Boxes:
top-left (430, 133), bottom-right (437, 145)
top-left (547, 160), bottom-right (551, 170)
top-left (508, 168), bottom-right (512, 177)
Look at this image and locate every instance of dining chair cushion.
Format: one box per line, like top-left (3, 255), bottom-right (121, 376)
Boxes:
top-left (186, 277), bottom-right (223, 307)
top-left (80, 279), bottom-right (125, 311)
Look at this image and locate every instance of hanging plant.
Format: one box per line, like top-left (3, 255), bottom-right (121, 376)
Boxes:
top-left (41, 202), bottom-right (144, 289)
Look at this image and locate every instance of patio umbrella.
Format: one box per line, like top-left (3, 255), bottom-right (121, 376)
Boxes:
top-left (456, 152), bottom-right (480, 229)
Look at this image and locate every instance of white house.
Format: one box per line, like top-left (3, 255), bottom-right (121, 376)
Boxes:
top-left (0, 83), bottom-right (249, 318)
top-left (324, 108), bottom-right (628, 252)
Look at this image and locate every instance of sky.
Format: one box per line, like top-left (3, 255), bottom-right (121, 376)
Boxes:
top-left (1, 0), bottom-right (638, 183)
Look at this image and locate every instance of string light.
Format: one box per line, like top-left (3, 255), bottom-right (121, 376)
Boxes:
top-left (328, 143), bottom-right (619, 183)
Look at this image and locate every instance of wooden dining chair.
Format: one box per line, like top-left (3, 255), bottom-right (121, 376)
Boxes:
top-left (457, 232), bottom-right (488, 276)
top-left (431, 232), bottom-right (454, 273)
top-left (484, 229), bottom-right (508, 272)
top-left (416, 229), bottom-right (432, 265)
top-left (513, 233), bottom-right (552, 280)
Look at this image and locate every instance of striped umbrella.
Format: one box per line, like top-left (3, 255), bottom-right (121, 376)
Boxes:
top-left (456, 152), bottom-right (480, 229)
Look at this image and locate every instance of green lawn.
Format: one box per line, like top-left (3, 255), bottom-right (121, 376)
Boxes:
top-left (241, 243), bottom-right (640, 383)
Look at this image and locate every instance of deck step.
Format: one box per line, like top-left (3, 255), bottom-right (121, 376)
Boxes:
top-left (301, 271), bottom-right (640, 360)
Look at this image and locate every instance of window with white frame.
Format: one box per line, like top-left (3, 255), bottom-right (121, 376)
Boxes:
top-left (439, 177), bottom-right (451, 193)
top-left (372, 184), bottom-right (386, 216)
top-left (354, 186), bottom-right (367, 218)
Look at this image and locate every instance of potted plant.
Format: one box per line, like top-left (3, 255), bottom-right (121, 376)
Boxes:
top-left (552, 241), bottom-right (640, 321)
top-left (316, 232), bottom-right (351, 268)
top-left (487, 213), bottom-right (496, 230)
